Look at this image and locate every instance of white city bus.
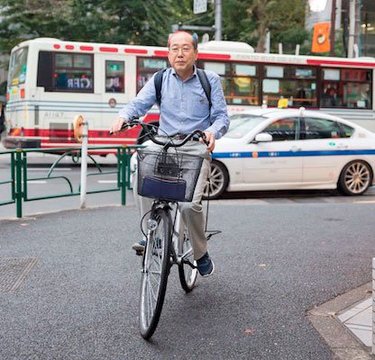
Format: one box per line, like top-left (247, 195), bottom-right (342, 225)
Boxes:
top-left (3, 37), bottom-right (375, 151)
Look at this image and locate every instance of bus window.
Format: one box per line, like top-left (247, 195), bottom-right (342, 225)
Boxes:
top-left (203, 61), bottom-right (227, 75)
top-left (8, 47), bottom-right (28, 87)
top-left (137, 58), bottom-right (167, 92)
top-left (106, 61), bottom-right (124, 93)
top-left (201, 61), bottom-right (259, 105)
top-left (232, 64), bottom-right (259, 105)
top-left (262, 65), bottom-right (317, 108)
top-left (54, 53), bottom-right (93, 92)
top-left (321, 68), bottom-right (372, 109)
top-left (37, 51), bottom-right (93, 93)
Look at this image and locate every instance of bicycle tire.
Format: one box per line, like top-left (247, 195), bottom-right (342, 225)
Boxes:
top-left (139, 208), bottom-right (172, 339)
top-left (178, 222), bottom-right (198, 293)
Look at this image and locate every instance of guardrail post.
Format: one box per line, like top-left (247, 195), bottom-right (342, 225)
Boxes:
top-left (10, 152), bottom-right (16, 200)
top-left (80, 118), bottom-right (88, 209)
top-left (372, 257), bottom-right (374, 354)
top-left (125, 147), bottom-right (131, 190)
top-left (15, 149), bottom-right (23, 218)
top-left (121, 147), bottom-right (127, 205)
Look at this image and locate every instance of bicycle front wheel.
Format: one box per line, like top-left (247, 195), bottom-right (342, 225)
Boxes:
top-left (178, 223), bottom-right (198, 293)
top-left (139, 208), bottom-right (171, 340)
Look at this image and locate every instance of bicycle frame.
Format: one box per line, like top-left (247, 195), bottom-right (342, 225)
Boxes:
top-left (143, 200), bottom-right (195, 269)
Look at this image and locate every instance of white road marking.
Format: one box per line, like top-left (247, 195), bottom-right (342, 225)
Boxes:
top-left (97, 180), bottom-right (117, 184)
top-left (27, 180), bottom-right (47, 184)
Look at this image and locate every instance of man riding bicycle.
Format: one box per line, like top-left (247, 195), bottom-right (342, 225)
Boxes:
top-left (111, 31), bottom-right (229, 277)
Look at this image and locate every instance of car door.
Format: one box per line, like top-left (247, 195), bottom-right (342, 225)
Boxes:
top-left (242, 117), bottom-right (304, 188)
top-left (299, 117), bottom-right (352, 185)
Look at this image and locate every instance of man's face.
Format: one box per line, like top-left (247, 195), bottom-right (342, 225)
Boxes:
top-left (168, 32), bottom-right (198, 75)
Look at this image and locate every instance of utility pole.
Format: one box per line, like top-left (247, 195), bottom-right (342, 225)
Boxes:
top-left (329, 0), bottom-right (336, 56)
top-left (214, 0), bottom-right (222, 40)
top-left (347, 0), bottom-right (355, 57)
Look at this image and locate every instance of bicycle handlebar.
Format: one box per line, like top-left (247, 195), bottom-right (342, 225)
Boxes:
top-left (110, 118), bottom-right (208, 148)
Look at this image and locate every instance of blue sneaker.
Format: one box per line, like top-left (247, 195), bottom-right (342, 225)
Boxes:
top-left (132, 239), bottom-right (146, 255)
top-left (196, 252), bottom-right (215, 277)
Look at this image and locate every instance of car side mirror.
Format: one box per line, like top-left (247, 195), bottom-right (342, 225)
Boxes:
top-left (253, 132), bottom-right (273, 143)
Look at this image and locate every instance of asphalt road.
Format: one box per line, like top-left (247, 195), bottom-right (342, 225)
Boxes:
top-left (2, 149), bottom-right (375, 219)
top-left (0, 199), bottom-right (374, 359)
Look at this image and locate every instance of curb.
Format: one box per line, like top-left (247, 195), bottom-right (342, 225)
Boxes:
top-left (308, 282), bottom-right (373, 359)
top-left (0, 203), bottom-right (135, 222)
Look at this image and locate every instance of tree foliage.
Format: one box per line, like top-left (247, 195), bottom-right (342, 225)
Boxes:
top-left (0, 0), bottom-right (308, 56)
top-left (222, 0), bottom-right (308, 53)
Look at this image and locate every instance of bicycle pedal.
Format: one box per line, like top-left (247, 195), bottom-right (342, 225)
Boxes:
top-left (135, 250), bottom-right (144, 256)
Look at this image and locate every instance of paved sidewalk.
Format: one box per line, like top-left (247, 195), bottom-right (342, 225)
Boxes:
top-left (338, 297), bottom-right (373, 348)
top-left (308, 282), bottom-right (374, 359)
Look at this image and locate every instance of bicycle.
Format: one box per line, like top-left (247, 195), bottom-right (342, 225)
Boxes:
top-left (113, 120), bottom-right (218, 339)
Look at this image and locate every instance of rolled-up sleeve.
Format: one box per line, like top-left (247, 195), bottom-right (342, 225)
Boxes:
top-left (118, 75), bottom-right (157, 120)
top-left (205, 73), bottom-right (229, 139)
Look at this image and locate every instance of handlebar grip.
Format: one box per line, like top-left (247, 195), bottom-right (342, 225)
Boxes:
top-left (126, 118), bottom-right (140, 127)
top-left (109, 117), bottom-right (140, 135)
top-left (201, 132), bottom-right (209, 146)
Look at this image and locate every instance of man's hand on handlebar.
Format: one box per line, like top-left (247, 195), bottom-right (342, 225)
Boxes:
top-left (203, 131), bottom-right (215, 152)
top-left (110, 117), bottom-right (126, 135)
top-left (110, 117), bottom-right (139, 135)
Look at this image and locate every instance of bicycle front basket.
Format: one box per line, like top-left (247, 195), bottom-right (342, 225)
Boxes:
top-left (137, 149), bottom-right (203, 202)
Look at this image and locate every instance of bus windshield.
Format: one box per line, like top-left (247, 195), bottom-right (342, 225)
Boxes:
top-left (8, 47), bottom-right (28, 87)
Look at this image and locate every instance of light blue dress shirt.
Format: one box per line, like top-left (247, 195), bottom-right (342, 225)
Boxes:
top-left (118, 66), bottom-right (229, 139)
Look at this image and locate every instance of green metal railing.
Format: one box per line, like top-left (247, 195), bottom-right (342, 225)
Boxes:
top-left (0, 145), bottom-right (139, 218)
top-left (0, 150), bottom-right (16, 207)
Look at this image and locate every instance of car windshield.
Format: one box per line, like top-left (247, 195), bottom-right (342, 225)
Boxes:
top-left (224, 114), bottom-right (265, 139)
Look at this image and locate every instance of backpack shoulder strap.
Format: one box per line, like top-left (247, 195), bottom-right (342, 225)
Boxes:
top-left (155, 68), bottom-right (212, 109)
top-left (154, 68), bottom-right (167, 107)
top-left (196, 68), bottom-right (212, 109)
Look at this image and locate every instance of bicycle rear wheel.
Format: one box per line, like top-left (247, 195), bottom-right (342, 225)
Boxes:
top-left (139, 208), bottom-right (171, 340)
top-left (178, 223), bottom-right (198, 293)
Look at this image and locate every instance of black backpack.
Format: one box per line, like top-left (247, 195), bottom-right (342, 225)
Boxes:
top-left (154, 68), bottom-right (212, 109)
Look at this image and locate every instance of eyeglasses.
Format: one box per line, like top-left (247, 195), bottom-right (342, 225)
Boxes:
top-left (169, 46), bottom-right (194, 54)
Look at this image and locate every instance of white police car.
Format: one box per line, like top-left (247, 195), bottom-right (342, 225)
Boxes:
top-left (206, 108), bottom-right (375, 198)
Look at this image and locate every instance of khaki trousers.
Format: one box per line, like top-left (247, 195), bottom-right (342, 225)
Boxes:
top-left (134, 141), bottom-right (211, 260)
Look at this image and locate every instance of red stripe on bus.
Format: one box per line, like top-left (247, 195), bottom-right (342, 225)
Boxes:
top-left (80, 45), bottom-right (94, 51)
top-left (143, 113), bottom-right (160, 123)
top-left (53, 44), bottom-right (61, 49)
top-left (154, 50), bottom-right (168, 57)
top-left (65, 45), bottom-right (75, 50)
top-left (100, 47), bottom-right (118, 53)
top-left (125, 48), bottom-right (148, 54)
top-left (20, 128), bottom-right (136, 137)
top-left (89, 140), bottom-right (137, 145)
top-left (307, 59), bottom-right (375, 67)
top-left (198, 53), bottom-right (231, 60)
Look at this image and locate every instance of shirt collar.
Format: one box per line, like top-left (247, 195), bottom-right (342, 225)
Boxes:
top-left (171, 65), bottom-right (197, 80)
